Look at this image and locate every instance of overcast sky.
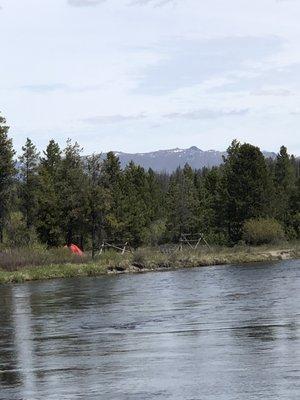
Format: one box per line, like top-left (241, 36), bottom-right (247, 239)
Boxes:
top-left (0, 0), bottom-right (300, 155)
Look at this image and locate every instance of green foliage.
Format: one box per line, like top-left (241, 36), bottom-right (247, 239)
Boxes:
top-left (274, 146), bottom-right (296, 225)
top-left (86, 153), bottom-right (110, 257)
top-left (243, 218), bottom-right (285, 245)
top-left (289, 212), bottom-right (300, 239)
top-left (294, 211), bottom-right (300, 238)
top-left (141, 219), bottom-right (167, 246)
top-left (166, 164), bottom-right (202, 240)
top-left (5, 211), bottom-right (38, 247)
top-left (19, 138), bottom-right (40, 228)
top-left (147, 168), bottom-right (166, 220)
top-left (0, 113), bottom-right (16, 242)
top-left (101, 152), bottom-right (125, 242)
top-left (58, 139), bottom-right (89, 246)
top-left (122, 162), bottom-right (151, 246)
top-left (223, 140), bottom-right (274, 243)
top-left (37, 140), bottom-right (63, 246)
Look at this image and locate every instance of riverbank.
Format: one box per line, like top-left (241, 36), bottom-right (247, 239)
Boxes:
top-left (0, 243), bottom-right (299, 284)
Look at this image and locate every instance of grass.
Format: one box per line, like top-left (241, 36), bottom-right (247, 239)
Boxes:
top-left (0, 246), bottom-right (88, 271)
top-left (0, 242), bottom-right (299, 284)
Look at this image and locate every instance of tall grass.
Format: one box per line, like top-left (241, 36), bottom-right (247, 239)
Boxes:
top-left (0, 246), bottom-right (90, 271)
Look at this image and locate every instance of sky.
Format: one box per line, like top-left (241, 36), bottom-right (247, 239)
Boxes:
top-left (0, 0), bottom-right (300, 155)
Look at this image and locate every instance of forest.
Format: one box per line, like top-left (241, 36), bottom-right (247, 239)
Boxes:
top-left (1, 112), bottom-right (300, 257)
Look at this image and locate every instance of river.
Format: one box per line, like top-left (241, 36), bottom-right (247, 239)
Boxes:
top-left (0, 260), bottom-right (299, 399)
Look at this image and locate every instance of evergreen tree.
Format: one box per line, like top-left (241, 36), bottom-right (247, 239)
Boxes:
top-left (41, 139), bottom-right (62, 174)
top-left (122, 162), bottom-right (150, 246)
top-left (19, 138), bottom-right (40, 229)
top-left (166, 164), bottom-right (201, 240)
top-left (223, 140), bottom-right (273, 243)
top-left (290, 176), bottom-right (300, 238)
top-left (101, 152), bottom-right (125, 242)
top-left (202, 167), bottom-right (226, 241)
top-left (37, 140), bottom-right (62, 246)
top-left (147, 168), bottom-right (165, 222)
top-left (86, 153), bottom-right (110, 257)
top-left (274, 146), bottom-right (296, 228)
top-left (0, 113), bottom-right (16, 243)
top-left (58, 139), bottom-right (88, 247)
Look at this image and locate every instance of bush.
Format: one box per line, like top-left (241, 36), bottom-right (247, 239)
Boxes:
top-left (205, 231), bottom-right (229, 246)
top-left (243, 218), bottom-right (285, 245)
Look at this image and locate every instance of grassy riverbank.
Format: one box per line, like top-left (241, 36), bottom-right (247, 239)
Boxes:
top-left (0, 242), bottom-right (299, 284)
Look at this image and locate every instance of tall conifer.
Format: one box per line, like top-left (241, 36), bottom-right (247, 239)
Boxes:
top-left (0, 113), bottom-right (16, 242)
top-left (19, 138), bottom-right (40, 229)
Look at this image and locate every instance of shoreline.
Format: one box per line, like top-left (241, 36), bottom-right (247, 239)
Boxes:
top-left (0, 246), bottom-right (299, 285)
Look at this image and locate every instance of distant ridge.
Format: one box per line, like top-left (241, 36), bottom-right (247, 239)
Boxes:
top-left (111, 146), bottom-right (277, 173)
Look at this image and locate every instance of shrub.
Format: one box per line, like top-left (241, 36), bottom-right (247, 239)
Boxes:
top-left (205, 231), bottom-right (229, 246)
top-left (243, 218), bottom-right (285, 245)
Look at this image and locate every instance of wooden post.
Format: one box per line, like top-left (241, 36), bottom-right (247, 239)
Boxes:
top-left (122, 242), bottom-right (128, 255)
top-left (194, 237), bottom-right (201, 250)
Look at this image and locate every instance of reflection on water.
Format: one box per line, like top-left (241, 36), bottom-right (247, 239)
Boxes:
top-left (11, 285), bottom-right (37, 396)
top-left (0, 260), bottom-right (299, 400)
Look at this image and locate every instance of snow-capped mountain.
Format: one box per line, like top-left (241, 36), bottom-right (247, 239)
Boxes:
top-left (113, 146), bottom-right (276, 173)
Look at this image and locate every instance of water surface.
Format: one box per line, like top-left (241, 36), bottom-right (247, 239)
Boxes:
top-left (0, 260), bottom-right (299, 399)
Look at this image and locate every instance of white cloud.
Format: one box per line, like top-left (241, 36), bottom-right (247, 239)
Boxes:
top-left (84, 113), bottom-right (147, 124)
top-left (163, 109), bottom-right (249, 120)
top-left (251, 88), bottom-right (294, 96)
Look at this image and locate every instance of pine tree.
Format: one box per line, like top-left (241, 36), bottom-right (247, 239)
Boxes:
top-left (101, 152), bottom-right (125, 243)
top-left (223, 140), bottom-right (273, 243)
top-left (201, 167), bottom-right (225, 241)
top-left (147, 168), bottom-right (165, 221)
top-left (37, 140), bottom-right (62, 246)
top-left (122, 162), bottom-right (150, 246)
top-left (0, 113), bottom-right (16, 243)
top-left (58, 139), bottom-right (89, 247)
top-left (86, 153), bottom-right (110, 257)
top-left (290, 176), bottom-right (300, 238)
top-left (41, 139), bottom-right (62, 174)
top-left (19, 138), bottom-right (40, 229)
top-left (274, 146), bottom-right (296, 228)
top-left (166, 164), bottom-right (201, 240)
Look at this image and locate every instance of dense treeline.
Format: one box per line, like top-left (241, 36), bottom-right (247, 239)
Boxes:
top-left (0, 112), bottom-right (300, 252)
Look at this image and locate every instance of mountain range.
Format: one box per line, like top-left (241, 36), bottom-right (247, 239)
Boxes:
top-left (113, 146), bottom-right (277, 173)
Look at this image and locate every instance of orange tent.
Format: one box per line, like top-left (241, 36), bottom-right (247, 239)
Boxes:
top-left (67, 243), bottom-right (84, 256)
